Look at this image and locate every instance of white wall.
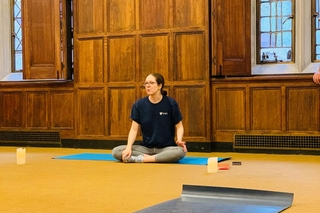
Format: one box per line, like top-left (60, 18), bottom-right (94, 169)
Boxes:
top-left (0, 0), bottom-right (11, 80)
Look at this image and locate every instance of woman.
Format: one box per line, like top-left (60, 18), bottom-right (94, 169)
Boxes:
top-left (112, 73), bottom-right (187, 163)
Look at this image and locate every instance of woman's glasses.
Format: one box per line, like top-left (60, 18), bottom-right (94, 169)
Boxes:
top-left (143, 81), bottom-right (157, 86)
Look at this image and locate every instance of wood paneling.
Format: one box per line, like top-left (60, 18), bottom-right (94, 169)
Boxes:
top-left (76, 38), bottom-right (104, 83)
top-left (72, 0), bottom-right (210, 141)
top-left (51, 91), bottom-right (74, 129)
top-left (74, 0), bottom-right (105, 34)
top-left (140, 34), bottom-right (170, 79)
top-left (107, 36), bottom-right (136, 82)
top-left (26, 92), bottom-right (48, 128)
top-left (77, 87), bottom-right (105, 137)
top-left (140, 0), bottom-right (169, 30)
top-left (0, 92), bottom-right (24, 127)
top-left (174, 0), bottom-right (206, 27)
top-left (212, 77), bottom-right (319, 142)
top-left (215, 88), bottom-right (246, 130)
top-left (175, 86), bottom-right (207, 140)
top-left (14, 0), bottom-right (210, 142)
top-left (251, 88), bottom-right (282, 131)
top-left (4, 0), bottom-right (320, 151)
top-left (287, 87), bottom-right (319, 131)
top-left (22, 0), bottom-right (61, 79)
top-left (175, 32), bottom-right (206, 81)
top-left (107, 0), bottom-right (136, 32)
top-left (108, 87), bottom-right (136, 137)
top-left (214, 0), bottom-right (251, 76)
top-left (0, 82), bottom-right (75, 137)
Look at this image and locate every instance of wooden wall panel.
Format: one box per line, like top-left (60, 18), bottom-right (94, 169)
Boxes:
top-left (107, 36), bottom-right (136, 82)
top-left (175, 33), bottom-right (206, 81)
top-left (51, 91), bottom-right (74, 129)
top-left (174, 86), bottom-right (206, 140)
top-left (174, 0), bottom-right (206, 27)
top-left (0, 82), bottom-right (75, 136)
top-left (26, 92), bottom-right (48, 128)
top-left (140, 0), bottom-right (169, 30)
top-left (108, 87), bottom-right (136, 137)
top-left (0, 92), bottom-right (24, 127)
top-left (140, 35), bottom-right (170, 79)
top-left (215, 89), bottom-right (246, 130)
top-left (74, 0), bottom-right (105, 34)
top-left (27, 1), bottom-right (55, 64)
top-left (76, 38), bottom-right (104, 83)
top-left (212, 77), bottom-right (320, 142)
top-left (251, 88), bottom-right (282, 131)
top-left (107, 0), bottom-right (136, 32)
top-left (214, 0), bottom-right (251, 76)
top-left (72, 0), bottom-right (210, 141)
top-left (22, 0), bottom-right (61, 79)
top-left (287, 87), bottom-right (319, 131)
top-left (77, 88), bottom-right (105, 137)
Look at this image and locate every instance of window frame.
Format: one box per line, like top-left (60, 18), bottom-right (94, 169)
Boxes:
top-left (252, 0), bottom-right (318, 75)
top-left (256, 0), bottom-right (295, 65)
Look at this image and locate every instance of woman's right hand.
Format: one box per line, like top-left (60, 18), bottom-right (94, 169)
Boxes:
top-left (122, 148), bottom-right (132, 161)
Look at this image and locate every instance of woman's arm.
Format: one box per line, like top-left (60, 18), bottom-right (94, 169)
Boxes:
top-left (122, 120), bottom-right (140, 160)
top-left (175, 121), bottom-right (187, 152)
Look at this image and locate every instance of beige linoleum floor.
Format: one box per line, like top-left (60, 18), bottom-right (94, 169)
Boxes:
top-left (1, 146), bottom-right (320, 213)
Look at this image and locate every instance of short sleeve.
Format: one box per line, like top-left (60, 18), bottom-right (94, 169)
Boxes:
top-left (130, 101), bottom-right (141, 124)
top-left (170, 98), bottom-right (183, 125)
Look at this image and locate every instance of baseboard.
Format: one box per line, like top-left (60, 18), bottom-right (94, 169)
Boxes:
top-left (0, 141), bottom-right (61, 147)
top-left (234, 148), bottom-right (320, 155)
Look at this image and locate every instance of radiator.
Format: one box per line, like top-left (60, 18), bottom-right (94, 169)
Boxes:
top-left (234, 134), bottom-right (320, 150)
top-left (0, 130), bottom-right (61, 147)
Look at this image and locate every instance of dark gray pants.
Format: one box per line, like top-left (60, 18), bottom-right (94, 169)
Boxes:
top-left (112, 145), bottom-right (186, 163)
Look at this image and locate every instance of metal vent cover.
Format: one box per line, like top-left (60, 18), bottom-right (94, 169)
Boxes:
top-left (234, 134), bottom-right (320, 150)
top-left (0, 130), bottom-right (61, 146)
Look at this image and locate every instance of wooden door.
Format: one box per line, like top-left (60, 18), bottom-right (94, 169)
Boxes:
top-left (22, 0), bottom-right (62, 79)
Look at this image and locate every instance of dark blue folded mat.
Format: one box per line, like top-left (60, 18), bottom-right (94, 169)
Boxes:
top-left (53, 153), bottom-right (230, 165)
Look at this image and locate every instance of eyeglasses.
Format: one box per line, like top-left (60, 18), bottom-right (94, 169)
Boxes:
top-left (143, 81), bottom-right (157, 86)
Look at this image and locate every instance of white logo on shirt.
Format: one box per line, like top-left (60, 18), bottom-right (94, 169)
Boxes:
top-left (159, 112), bottom-right (168, 115)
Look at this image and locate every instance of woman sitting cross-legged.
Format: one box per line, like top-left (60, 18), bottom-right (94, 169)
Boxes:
top-left (112, 73), bottom-right (187, 163)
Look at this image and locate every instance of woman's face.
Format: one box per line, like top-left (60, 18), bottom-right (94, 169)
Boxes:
top-left (144, 75), bottom-right (162, 95)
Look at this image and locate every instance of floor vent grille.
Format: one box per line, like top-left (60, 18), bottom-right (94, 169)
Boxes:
top-left (234, 134), bottom-right (320, 150)
top-left (0, 130), bottom-right (61, 147)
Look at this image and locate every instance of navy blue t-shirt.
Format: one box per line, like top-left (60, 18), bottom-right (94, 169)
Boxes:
top-left (130, 96), bottom-right (183, 148)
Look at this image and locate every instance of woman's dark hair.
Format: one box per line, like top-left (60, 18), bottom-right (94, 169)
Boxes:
top-left (150, 73), bottom-right (167, 96)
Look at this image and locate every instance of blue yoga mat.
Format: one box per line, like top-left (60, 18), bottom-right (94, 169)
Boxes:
top-left (53, 153), bottom-right (231, 165)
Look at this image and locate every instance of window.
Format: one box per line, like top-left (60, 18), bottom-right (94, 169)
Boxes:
top-left (11, 0), bottom-right (22, 72)
top-left (257, 0), bottom-right (293, 64)
top-left (313, 0), bottom-right (320, 60)
top-left (252, 0), bottom-right (318, 75)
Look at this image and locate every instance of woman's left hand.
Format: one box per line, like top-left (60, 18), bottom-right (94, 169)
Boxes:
top-left (176, 140), bottom-right (187, 153)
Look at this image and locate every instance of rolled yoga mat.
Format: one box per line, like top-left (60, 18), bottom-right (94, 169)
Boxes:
top-left (135, 184), bottom-right (294, 213)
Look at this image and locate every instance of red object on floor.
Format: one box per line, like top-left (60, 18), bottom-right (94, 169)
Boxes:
top-left (218, 163), bottom-right (230, 170)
